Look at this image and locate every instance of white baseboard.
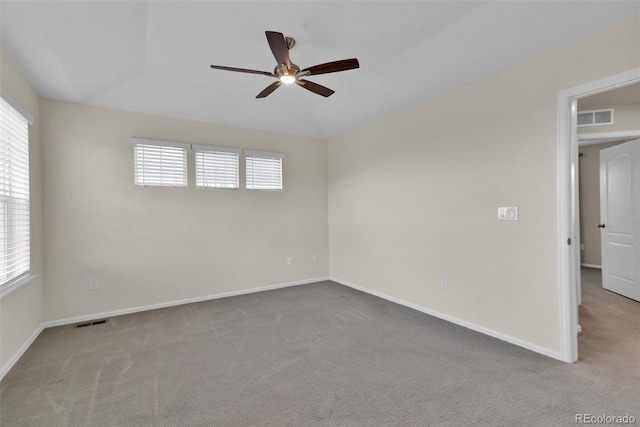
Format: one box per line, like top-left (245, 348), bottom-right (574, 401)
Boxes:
top-left (1, 277), bottom-right (329, 380)
top-left (0, 323), bottom-right (44, 380)
top-left (330, 276), bottom-right (563, 362)
top-left (3, 275), bottom-right (563, 379)
top-left (581, 263), bottom-right (602, 269)
top-left (43, 276), bottom-right (330, 328)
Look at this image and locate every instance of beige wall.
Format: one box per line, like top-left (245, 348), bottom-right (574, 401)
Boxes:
top-left (0, 54), bottom-right (44, 370)
top-left (1, 16), bottom-right (638, 374)
top-left (578, 141), bottom-right (629, 266)
top-left (578, 103), bottom-right (640, 135)
top-left (328, 18), bottom-right (639, 354)
top-left (41, 100), bottom-right (328, 321)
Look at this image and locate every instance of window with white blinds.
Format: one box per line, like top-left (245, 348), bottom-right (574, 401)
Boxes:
top-left (1, 96), bottom-right (30, 287)
top-left (132, 138), bottom-right (188, 187)
top-left (194, 145), bottom-right (240, 189)
top-left (245, 150), bottom-right (285, 190)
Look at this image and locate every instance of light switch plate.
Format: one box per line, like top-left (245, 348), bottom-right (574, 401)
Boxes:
top-left (498, 207), bottom-right (518, 221)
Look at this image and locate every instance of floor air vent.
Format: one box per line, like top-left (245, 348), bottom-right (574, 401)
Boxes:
top-left (74, 319), bottom-right (109, 328)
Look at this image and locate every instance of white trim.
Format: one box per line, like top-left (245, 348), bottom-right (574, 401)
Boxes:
top-left (192, 144), bottom-right (242, 154)
top-left (581, 263), bottom-right (602, 269)
top-left (0, 323), bottom-right (44, 380)
top-left (0, 89), bottom-right (34, 124)
top-left (557, 86), bottom-right (579, 363)
top-left (42, 277), bottom-right (329, 328)
top-left (557, 68), bottom-right (640, 364)
top-left (130, 137), bottom-right (190, 150)
top-left (330, 277), bottom-right (562, 361)
top-left (244, 149), bottom-right (286, 159)
top-left (578, 130), bottom-right (640, 146)
top-left (0, 274), bottom-right (36, 300)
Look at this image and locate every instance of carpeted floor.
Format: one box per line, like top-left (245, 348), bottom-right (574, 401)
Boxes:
top-left (577, 267), bottom-right (640, 382)
top-left (1, 275), bottom-right (638, 426)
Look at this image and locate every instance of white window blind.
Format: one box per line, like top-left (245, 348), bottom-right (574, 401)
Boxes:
top-left (131, 138), bottom-right (188, 187)
top-left (0, 96), bottom-right (30, 287)
top-left (245, 150), bottom-right (285, 190)
top-left (194, 145), bottom-right (241, 189)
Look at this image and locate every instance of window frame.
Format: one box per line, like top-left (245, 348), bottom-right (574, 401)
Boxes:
top-left (245, 150), bottom-right (285, 191)
top-left (193, 144), bottom-right (241, 190)
top-left (131, 138), bottom-right (189, 188)
top-left (0, 92), bottom-right (35, 299)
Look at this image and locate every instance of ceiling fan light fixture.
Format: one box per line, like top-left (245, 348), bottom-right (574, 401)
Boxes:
top-left (279, 74), bottom-right (296, 84)
top-left (275, 63), bottom-right (299, 84)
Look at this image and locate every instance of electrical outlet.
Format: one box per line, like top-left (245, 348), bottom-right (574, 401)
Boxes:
top-left (89, 278), bottom-right (99, 291)
top-left (312, 254), bottom-right (318, 263)
top-left (440, 277), bottom-right (449, 290)
top-left (287, 257), bottom-right (293, 266)
top-left (498, 207), bottom-right (518, 221)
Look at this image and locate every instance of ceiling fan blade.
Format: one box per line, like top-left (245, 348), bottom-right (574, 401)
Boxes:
top-left (297, 79), bottom-right (335, 97)
top-left (256, 81), bottom-right (282, 98)
top-left (210, 65), bottom-right (274, 77)
top-left (301, 58), bottom-right (359, 76)
top-left (265, 31), bottom-right (291, 68)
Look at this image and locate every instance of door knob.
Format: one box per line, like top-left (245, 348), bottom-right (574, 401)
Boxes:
top-left (597, 223), bottom-right (606, 228)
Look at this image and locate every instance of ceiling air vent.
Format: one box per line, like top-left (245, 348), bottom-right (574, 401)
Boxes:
top-left (577, 109), bottom-right (614, 127)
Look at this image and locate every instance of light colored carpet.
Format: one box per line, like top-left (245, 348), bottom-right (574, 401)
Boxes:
top-left (1, 277), bottom-right (638, 426)
top-left (578, 267), bottom-right (640, 381)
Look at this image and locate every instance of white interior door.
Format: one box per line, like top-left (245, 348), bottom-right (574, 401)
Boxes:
top-left (600, 139), bottom-right (640, 301)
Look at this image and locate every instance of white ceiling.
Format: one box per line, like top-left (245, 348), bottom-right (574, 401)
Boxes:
top-left (1, 1), bottom-right (638, 139)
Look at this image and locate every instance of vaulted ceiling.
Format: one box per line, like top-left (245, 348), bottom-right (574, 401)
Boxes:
top-left (1, 1), bottom-right (637, 139)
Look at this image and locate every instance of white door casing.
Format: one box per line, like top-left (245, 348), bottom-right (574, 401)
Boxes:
top-left (557, 67), bottom-right (640, 363)
top-left (600, 139), bottom-right (640, 301)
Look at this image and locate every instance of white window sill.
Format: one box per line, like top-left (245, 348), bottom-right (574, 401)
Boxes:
top-left (0, 274), bottom-right (36, 301)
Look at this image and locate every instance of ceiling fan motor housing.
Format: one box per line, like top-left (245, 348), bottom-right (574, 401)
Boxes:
top-left (275, 63), bottom-right (300, 78)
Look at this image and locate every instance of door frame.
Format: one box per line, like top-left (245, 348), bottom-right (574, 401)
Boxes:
top-left (557, 68), bottom-right (640, 363)
top-left (579, 130), bottom-right (640, 146)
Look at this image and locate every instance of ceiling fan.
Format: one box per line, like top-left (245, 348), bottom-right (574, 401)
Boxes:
top-left (210, 31), bottom-right (359, 98)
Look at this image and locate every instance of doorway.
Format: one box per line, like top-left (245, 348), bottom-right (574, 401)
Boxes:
top-left (557, 68), bottom-right (640, 363)
top-left (575, 86), bottom-right (640, 365)
top-left (577, 83), bottom-right (640, 302)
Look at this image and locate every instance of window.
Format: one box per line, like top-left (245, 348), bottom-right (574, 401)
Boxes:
top-left (577, 109), bottom-right (614, 127)
top-left (245, 150), bottom-right (285, 190)
top-left (194, 145), bottom-right (241, 189)
top-left (132, 138), bottom-right (188, 187)
top-left (1, 95), bottom-right (31, 288)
